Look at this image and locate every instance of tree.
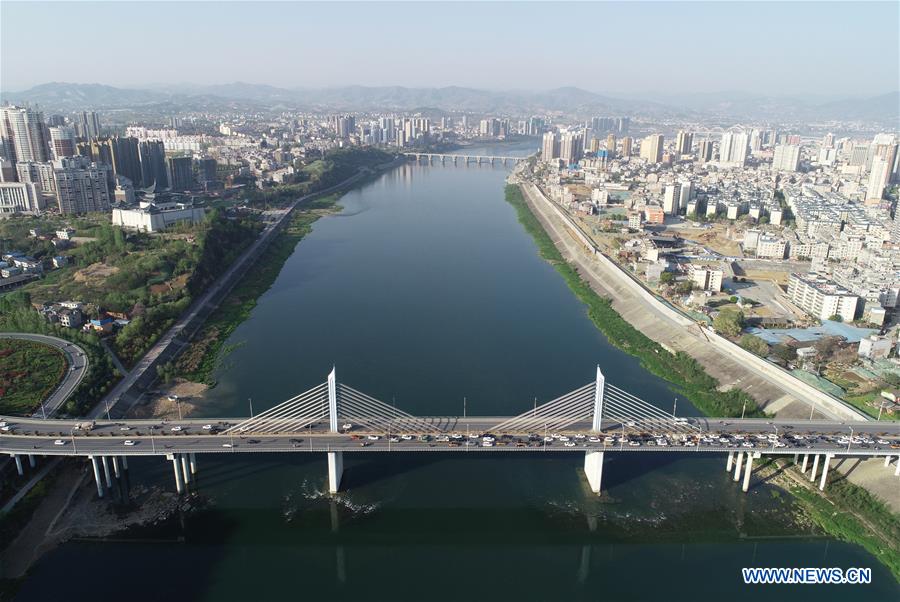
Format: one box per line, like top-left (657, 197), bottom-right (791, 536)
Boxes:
top-left (828, 314), bottom-right (843, 322)
top-left (676, 281), bottom-right (694, 294)
top-left (772, 344), bottom-right (797, 363)
top-left (659, 272), bottom-right (675, 284)
top-left (713, 308), bottom-right (744, 337)
top-left (740, 334), bottom-right (770, 357)
top-left (814, 336), bottom-right (840, 361)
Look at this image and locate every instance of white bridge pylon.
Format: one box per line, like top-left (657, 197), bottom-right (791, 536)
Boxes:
top-left (225, 368), bottom-right (441, 435)
top-left (491, 366), bottom-right (699, 435)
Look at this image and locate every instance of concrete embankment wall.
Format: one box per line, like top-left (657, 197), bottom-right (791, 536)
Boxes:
top-left (524, 183), bottom-right (869, 423)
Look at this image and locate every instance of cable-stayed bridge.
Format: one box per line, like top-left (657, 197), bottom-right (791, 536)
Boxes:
top-left (2, 368), bottom-right (898, 498)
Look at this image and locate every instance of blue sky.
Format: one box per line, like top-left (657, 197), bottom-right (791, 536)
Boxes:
top-left (2, 1), bottom-right (898, 96)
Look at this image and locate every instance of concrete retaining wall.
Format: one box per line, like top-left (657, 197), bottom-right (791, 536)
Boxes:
top-left (524, 183), bottom-right (870, 423)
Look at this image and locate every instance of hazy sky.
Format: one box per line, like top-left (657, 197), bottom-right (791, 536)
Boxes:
top-left (2, 1), bottom-right (898, 97)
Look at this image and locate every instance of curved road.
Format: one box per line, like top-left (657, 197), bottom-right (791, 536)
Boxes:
top-left (0, 333), bottom-right (88, 417)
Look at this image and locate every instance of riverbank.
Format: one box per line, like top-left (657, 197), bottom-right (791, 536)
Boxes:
top-left (504, 184), bottom-right (761, 418)
top-left (754, 457), bottom-right (900, 580)
top-left (172, 196), bottom-right (342, 386)
top-left (506, 182), bottom-right (899, 581)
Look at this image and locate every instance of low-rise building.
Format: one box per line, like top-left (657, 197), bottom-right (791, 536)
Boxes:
top-left (858, 335), bottom-right (892, 360)
top-left (787, 272), bottom-right (859, 322)
top-left (111, 202), bottom-right (206, 232)
top-left (688, 264), bottom-right (724, 291)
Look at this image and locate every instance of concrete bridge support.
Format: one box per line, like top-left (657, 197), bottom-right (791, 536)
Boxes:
top-left (89, 456), bottom-right (104, 498)
top-left (801, 453), bottom-right (809, 474)
top-left (726, 451), bottom-right (734, 472)
top-left (895, 457), bottom-right (900, 476)
top-left (101, 456), bottom-right (112, 489)
top-left (733, 450), bottom-right (743, 482)
top-left (181, 454), bottom-right (191, 486)
top-left (584, 451), bottom-right (605, 494)
top-left (28, 454), bottom-right (36, 469)
top-left (12, 454), bottom-right (24, 476)
top-left (328, 451), bottom-right (344, 493)
top-left (741, 452), bottom-right (753, 492)
top-left (885, 455), bottom-right (892, 468)
top-left (793, 453), bottom-right (799, 464)
top-left (111, 456), bottom-right (120, 479)
top-left (170, 455), bottom-right (184, 494)
top-left (819, 454), bottom-right (832, 491)
top-left (809, 454), bottom-right (820, 482)
top-left (121, 456), bottom-right (128, 471)
top-left (189, 453), bottom-right (197, 476)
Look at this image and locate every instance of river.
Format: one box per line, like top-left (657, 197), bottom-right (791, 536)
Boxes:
top-left (16, 141), bottom-right (898, 600)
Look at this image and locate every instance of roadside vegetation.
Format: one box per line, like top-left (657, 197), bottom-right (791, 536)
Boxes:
top-left (0, 339), bottom-right (66, 415)
top-left (504, 184), bottom-right (762, 418)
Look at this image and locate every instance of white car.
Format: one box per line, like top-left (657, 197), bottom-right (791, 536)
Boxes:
top-left (400, 435), bottom-right (413, 441)
top-left (170, 426), bottom-right (183, 432)
top-left (342, 423), bottom-right (353, 430)
top-left (367, 435), bottom-right (380, 441)
top-left (222, 443), bottom-right (233, 448)
top-left (202, 424), bottom-right (213, 430)
top-left (389, 436), bottom-right (400, 443)
top-left (564, 441), bottom-right (576, 447)
top-left (628, 441), bottom-right (641, 447)
top-left (482, 441), bottom-right (494, 447)
top-left (123, 440), bottom-right (136, 446)
top-left (119, 426), bottom-right (131, 431)
top-left (53, 439), bottom-right (66, 446)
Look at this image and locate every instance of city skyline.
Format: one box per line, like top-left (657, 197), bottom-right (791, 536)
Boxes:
top-left (2, 1), bottom-right (898, 97)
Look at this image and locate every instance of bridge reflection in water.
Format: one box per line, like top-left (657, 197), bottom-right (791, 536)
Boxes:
top-left (2, 368), bottom-right (898, 498)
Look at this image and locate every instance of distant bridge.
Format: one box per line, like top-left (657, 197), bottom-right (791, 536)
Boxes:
top-left (403, 153), bottom-right (526, 166)
top-left (2, 368), bottom-right (898, 498)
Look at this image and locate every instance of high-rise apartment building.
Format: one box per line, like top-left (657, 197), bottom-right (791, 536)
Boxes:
top-left (52, 156), bottom-right (112, 214)
top-left (559, 131), bottom-right (583, 165)
top-left (621, 137), bottom-right (633, 157)
top-left (76, 111), bottom-right (102, 139)
top-left (139, 140), bottom-right (169, 189)
top-left (719, 131), bottom-right (749, 167)
top-left (541, 131), bottom-right (559, 161)
top-left (606, 134), bottom-right (617, 157)
top-left (772, 144), bottom-right (801, 172)
top-left (48, 126), bottom-right (76, 159)
top-left (675, 131), bottom-right (693, 156)
top-left (640, 134), bottom-right (664, 163)
top-left (167, 156), bottom-right (193, 191)
top-left (1, 106), bottom-right (49, 163)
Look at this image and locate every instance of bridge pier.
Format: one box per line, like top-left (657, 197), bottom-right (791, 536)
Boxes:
top-left (793, 453), bottom-right (798, 464)
top-left (726, 451), bottom-right (734, 472)
top-left (732, 450), bottom-right (743, 482)
top-left (28, 454), bottom-right (36, 469)
top-left (181, 454), bottom-right (191, 486)
top-left (819, 454), bottom-right (832, 491)
top-left (111, 456), bottom-right (120, 479)
top-left (896, 457), bottom-right (900, 476)
top-left (13, 454), bottom-right (24, 476)
top-left (101, 456), bottom-right (112, 489)
top-left (741, 452), bottom-right (753, 492)
top-left (584, 451), bottom-right (605, 494)
top-left (885, 455), bottom-right (892, 468)
top-left (121, 456), bottom-right (128, 471)
top-left (189, 453), bottom-right (197, 476)
top-left (809, 454), bottom-right (820, 482)
top-left (801, 453), bottom-right (809, 473)
top-left (328, 451), bottom-right (344, 493)
top-left (170, 455), bottom-right (184, 494)
top-left (89, 456), bottom-right (104, 498)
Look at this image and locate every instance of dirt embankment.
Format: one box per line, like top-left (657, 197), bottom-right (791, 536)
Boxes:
top-left (127, 379), bottom-right (207, 419)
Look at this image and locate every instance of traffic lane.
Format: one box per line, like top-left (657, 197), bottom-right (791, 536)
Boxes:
top-left (2, 435), bottom-right (895, 456)
top-left (3, 416), bottom-right (898, 437)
